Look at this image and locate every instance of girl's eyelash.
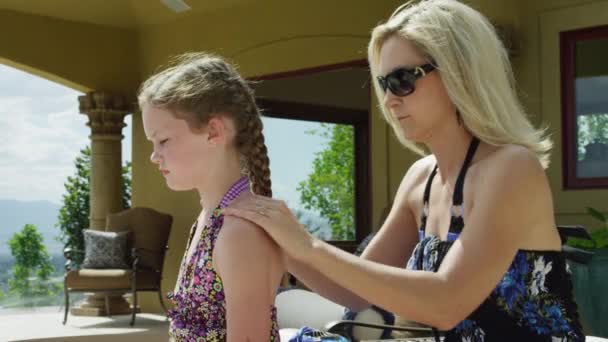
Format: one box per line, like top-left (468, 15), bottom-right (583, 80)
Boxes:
top-left (160, 139), bottom-right (168, 145)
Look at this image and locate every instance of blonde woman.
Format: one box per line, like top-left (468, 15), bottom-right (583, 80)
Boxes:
top-left (225, 1), bottom-right (584, 340)
top-left (139, 53), bottom-right (284, 341)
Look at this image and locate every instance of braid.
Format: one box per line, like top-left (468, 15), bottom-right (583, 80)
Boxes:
top-left (243, 113), bottom-right (272, 197)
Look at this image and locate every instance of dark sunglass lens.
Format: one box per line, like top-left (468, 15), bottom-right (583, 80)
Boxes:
top-left (387, 72), bottom-right (414, 96)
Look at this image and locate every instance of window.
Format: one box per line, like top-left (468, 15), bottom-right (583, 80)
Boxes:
top-left (560, 25), bottom-right (608, 188)
top-left (258, 99), bottom-right (370, 251)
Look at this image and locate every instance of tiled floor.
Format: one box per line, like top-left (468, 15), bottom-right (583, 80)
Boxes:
top-left (0, 306), bottom-right (169, 342)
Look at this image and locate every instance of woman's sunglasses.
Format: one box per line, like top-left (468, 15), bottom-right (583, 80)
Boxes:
top-left (376, 63), bottom-right (436, 97)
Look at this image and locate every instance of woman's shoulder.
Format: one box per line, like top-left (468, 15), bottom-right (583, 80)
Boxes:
top-left (465, 144), bottom-right (546, 193)
top-left (469, 144), bottom-right (552, 221)
top-left (470, 144), bottom-right (559, 249)
top-left (476, 143), bottom-right (545, 180)
top-left (485, 143), bottom-right (541, 165)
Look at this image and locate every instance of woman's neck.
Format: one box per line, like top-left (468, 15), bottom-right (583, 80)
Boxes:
top-left (425, 124), bottom-right (474, 185)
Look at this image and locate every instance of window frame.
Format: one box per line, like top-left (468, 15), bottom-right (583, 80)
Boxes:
top-left (560, 24), bottom-right (608, 189)
top-left (256, 98), bottom-right (370, 253)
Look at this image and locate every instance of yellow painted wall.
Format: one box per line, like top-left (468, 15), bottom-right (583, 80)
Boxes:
top-left (513, 0), bottom-right (608, 230)
top-left (0, 9), bottom-right (140, 95)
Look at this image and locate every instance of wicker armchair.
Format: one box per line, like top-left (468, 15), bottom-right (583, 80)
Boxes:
top-left (63, 207), bottom-right (172, 326)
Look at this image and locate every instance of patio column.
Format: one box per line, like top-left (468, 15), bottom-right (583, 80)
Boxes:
top-left (79, 91), bottom-right (130, 229)
top-left (71, 91), bottom-right (132, 317)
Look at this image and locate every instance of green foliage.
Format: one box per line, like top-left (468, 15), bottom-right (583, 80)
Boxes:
top-left (122, 161), bottom-right (132, 210)
top-left (56, 146), bottom-right (90, 266)
top-left (56, 146), bottom-right (132, 267)
top-left (294, 209), bottom-right (328, 240)
top-left (8, 224), bottom-right (60, 301)
top-left (297, 124), bottom-right (355, 240)
top-left (588, 207), bottom-right (608, 225)
top-left (566, 207), bottom-right (608, 249)
top-left (577, 113), bottom-right (608, 161)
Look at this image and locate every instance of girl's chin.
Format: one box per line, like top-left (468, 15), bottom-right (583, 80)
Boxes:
top-left (165, 178), bottom-right (192, 192)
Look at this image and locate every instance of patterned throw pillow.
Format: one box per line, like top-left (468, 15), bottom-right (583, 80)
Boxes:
top-left (82, 229), bottom-right (130, 269)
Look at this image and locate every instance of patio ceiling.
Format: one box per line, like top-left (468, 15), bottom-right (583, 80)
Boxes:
top-left (0, 0), bottom-right (253, 30)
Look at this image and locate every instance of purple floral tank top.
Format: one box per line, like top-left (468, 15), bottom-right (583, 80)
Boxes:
top-left (167, 176), bottom-right (280, 341)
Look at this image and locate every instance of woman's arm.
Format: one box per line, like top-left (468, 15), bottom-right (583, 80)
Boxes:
top-left (214, 216), bottom-right (285, 342)
top-left (281, 160), bottom-right (425, 311)
top-left (304, 147), bottom-right (553, 329)
top-left (284, 257), bottom-right (368, 310)
top-left (225, 147), bottom-right (556, 330)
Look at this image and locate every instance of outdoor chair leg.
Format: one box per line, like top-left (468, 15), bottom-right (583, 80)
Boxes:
top-left (104, 295), bottom-right (111, 318)
top-left (63, 288), bottom-right (69, 325)
top-left (130, 291), bottom-right (138, 326)
top-left (130, 273), bottom-right (138, 327)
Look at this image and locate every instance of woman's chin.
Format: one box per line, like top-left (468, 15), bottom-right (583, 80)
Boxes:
top-left (401, 129), bottom-right (422, 143)
top-left (400, 127), bottom-right (429, 144)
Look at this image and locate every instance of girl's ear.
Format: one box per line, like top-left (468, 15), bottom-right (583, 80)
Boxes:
top-left (206, 117), bottom-right (226, 146)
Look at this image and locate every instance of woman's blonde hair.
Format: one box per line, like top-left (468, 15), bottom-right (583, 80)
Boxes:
top-left (368, 0), bottom-right (552, 168)
top-left (138, 52), bottom-right (272, 196)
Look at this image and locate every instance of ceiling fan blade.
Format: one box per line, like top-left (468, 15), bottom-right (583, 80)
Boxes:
top-left (161, 0), bottom-right (191, 13)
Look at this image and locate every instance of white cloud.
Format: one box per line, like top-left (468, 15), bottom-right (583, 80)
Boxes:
top-left (0, 96), bottom-right (88, 164)
top-left (0, 64), bottom-right (131, 205)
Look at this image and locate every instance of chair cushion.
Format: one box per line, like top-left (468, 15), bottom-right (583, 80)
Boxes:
top-left (105, 207), bottom-right (172, 271)
top-left (82, 229), bottom-right (130, 269)
top-left (65, 269), bottom-right (160, 290)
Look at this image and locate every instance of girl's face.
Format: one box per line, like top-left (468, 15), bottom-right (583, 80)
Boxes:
top-left (377, 35), bottom-right (456, 143)
top-left (142, 104), bottom-right (215, 191)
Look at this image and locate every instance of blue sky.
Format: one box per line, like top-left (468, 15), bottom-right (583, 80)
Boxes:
top-left (262, 117), bottom-right (330, 209)
top-left (0, 64), bottom-right (326, 211)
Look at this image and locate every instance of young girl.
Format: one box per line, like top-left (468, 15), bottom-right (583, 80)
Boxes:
top-left (138, 53), bottom-right (284, 341)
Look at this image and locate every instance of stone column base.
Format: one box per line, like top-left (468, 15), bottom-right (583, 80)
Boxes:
top-left (70, 293), bottom-right (140, 316)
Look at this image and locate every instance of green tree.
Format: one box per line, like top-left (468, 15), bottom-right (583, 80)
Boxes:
top-left (294, 208), bottom-right (329, 240)
top-left (122, 160), bottom-right (132, 210)
top-left (8, 224), bottom-right (59, 301)
top-left (577, 113), bottom-right (608, 161)
top-left (297, 124), bottom-right (355, 240)
top-left (56, 146), bottom-right (131, 266)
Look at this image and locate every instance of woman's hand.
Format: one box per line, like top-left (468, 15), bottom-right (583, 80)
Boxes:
top-left (223, 194), bottom-right (317, 262)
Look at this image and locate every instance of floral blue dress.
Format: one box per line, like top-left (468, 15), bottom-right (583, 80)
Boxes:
top-left (406, 138), bottom-right (584, 341)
